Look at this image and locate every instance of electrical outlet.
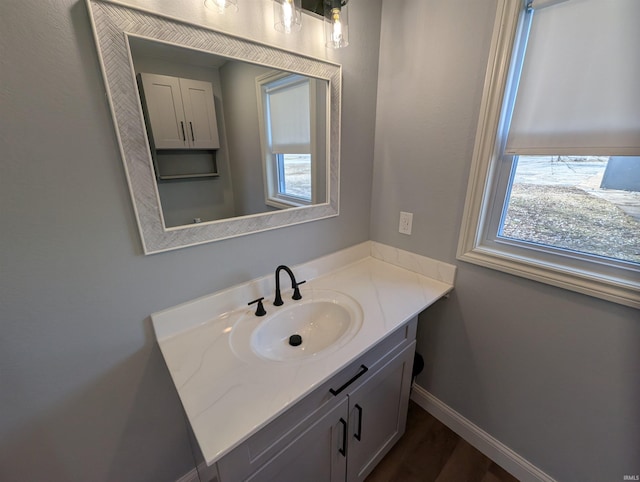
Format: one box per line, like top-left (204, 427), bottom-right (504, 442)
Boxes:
top-left (399, 211), bottom-right (413, 235)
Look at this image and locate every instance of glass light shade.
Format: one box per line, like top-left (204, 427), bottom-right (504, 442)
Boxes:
top-left (204, 0), bottom-right (238, 14)
top-left (274, 0), bottom-right (302, 33)
top-left (325, 2), bottom-right (349, 49)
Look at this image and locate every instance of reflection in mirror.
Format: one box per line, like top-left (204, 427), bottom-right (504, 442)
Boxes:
top-left (86, 0), bottom-right (340, 254)
top-left (129, 37), bottom-right (328, 228)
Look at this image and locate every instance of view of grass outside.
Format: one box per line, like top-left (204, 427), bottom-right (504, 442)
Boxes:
top-left (500, 156), bottom-right (640, 264)
top-left (281, 154), bottom-right (312, 201)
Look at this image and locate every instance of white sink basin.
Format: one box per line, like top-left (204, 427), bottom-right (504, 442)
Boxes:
top-left (231, 290), bottom-right (363, 362)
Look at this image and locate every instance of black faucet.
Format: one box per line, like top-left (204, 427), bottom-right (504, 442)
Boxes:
top-left (273, 265), bottom-right (306, 306)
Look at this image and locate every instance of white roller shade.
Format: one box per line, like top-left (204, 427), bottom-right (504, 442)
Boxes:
top-left (506, 0), bottom-right (640, 156)
top-left (268, 79), bottom-right (311, 154)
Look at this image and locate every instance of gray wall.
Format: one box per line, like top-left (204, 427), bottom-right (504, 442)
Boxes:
top-left (0, 0), bottom-right (381, 480)
top-left (371, 1), bottom-right (640, 481)
top-left (219, 61), bottom-right (275, 216)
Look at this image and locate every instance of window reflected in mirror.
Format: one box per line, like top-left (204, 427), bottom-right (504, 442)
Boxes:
top-left (256, 72), bottom-right (327, 209)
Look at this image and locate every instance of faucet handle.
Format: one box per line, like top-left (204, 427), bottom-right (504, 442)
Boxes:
top-left (248, 297), bottom-right (267, 316)
top-left (292, 280), bottom-right (306, 300)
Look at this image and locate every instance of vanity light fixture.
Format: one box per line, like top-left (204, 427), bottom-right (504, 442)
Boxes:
top-left (204, 0), bottom-right (238, 14)
top-left (324, 0), bottom-right (349, 49)
top-left (274, 0), bottom-right (302, 33)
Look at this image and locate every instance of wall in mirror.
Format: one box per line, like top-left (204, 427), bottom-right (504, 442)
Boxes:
top-left (86, 0), bottom-right (341, 254)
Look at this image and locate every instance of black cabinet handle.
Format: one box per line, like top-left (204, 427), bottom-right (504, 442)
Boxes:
top-left (180, 121), bottom-right (186, 142)
top-left (329, 365), bottom-right (368, 396)
top-left (354, 404), bottom-right (363, 441)
top-left (339, 418), bottom-right (347, 457)
top-left (189, 121), bottom-right (195, 141)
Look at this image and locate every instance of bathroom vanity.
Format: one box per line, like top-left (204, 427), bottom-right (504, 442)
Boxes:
top-left (216, 320), bottom-right (416, 482)
top-left (151, 242), bottom-right (455, 481)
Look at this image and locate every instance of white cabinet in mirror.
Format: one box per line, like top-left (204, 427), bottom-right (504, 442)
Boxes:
top-left (138, 73), bottom-right (222, 189)
top-left (86, 0), bottom-right (341, 254)
top-left (138, 73), bottom-right (220, 151)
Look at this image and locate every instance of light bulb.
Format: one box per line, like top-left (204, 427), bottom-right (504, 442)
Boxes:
top-left (274, 0), bottom-right (301, 34)
top-left (283, 0), bottom-right (293, 32)
top-left (325, 2), bottom-right (349, 49)
top-left (331, 9), bottom-right (343, 45)
top-left (204, 0), bottom-right (238, 14)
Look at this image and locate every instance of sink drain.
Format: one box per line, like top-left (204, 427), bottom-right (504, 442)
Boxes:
top-left (288, 334), bottom-right (302, 347)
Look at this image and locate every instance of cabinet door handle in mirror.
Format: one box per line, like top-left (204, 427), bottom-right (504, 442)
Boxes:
top-left (189, 121), bottom-right (195, 142)
top-left (329, 365), bottom-right (368, 396)
top-left (354, 404), bottom-right (363, 441)
top-left (180, 121), bottom-right (186, 142)
top-left (339, 418), bottom-right (347, 457)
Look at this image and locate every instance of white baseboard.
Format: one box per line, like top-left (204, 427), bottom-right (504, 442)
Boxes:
top-left (411, 384), bottom-right (556, 482)
top-left (176, 468), bottom-right (200, 482)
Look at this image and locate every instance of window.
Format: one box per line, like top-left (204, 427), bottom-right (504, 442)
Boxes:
top-left (275, 153), bottom-right (313, 201)
top-left (257, 72), bottom-right (317, 208)
top-left (458, 0), bottom-right (640, 308)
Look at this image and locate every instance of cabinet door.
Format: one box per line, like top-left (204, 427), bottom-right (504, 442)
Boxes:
top-left (346, 342), bottom-right (415, 482)
top-left (179, 78), bottom-right (220, 149)
top-left (139, 73), bottom-right (189, 149)
top-left (246, 397), bottom-right (348, 482)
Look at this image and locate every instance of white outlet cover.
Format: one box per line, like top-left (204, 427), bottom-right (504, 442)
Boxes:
top-left (399, 212), bottom-right (413, 235)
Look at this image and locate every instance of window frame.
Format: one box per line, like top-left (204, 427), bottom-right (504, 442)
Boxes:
top-left (256, 71), bottom-right (317, 210)
top-left (457, 0), bottom-right (640, 309)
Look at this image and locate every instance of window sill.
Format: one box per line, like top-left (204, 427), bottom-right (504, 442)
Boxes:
top-left (266, 196), bottom-right (311, 210)
top-left (458, 245), bottom-right (640, 309)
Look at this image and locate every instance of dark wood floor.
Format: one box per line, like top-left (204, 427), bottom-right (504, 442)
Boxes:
top-left (366, 401), bottom-right (520, 482)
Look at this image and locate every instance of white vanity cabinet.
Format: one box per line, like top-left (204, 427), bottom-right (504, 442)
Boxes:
top-left (345, 342), bottom-right (414, 482)
top-left (208, 318), bottom-right (418, 482)
top-left (138, 73), bottom-right (220, 150)
top-left (243, 397), bottom-right (349, 482)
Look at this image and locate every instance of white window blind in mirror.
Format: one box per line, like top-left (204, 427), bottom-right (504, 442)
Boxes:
top-left (505, 0), bottom-right (640, 156)
top-left (267, 78), bottom-right (311, 154)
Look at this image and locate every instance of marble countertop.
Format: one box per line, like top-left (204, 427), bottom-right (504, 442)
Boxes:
top-left (151, 242), bottom-right (455, 466)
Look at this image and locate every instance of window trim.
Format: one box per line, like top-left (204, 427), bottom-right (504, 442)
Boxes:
top-left (456, 0), bottom-right (640, 309)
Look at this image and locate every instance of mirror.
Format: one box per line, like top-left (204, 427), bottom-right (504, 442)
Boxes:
top-left (87, 0), bottom-right (340, 254)
top-left (129, 37), bottom-right (329, 228)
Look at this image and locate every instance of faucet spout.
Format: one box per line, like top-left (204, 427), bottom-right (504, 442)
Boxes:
top-left (274, 265), bottom-right (305, 306)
